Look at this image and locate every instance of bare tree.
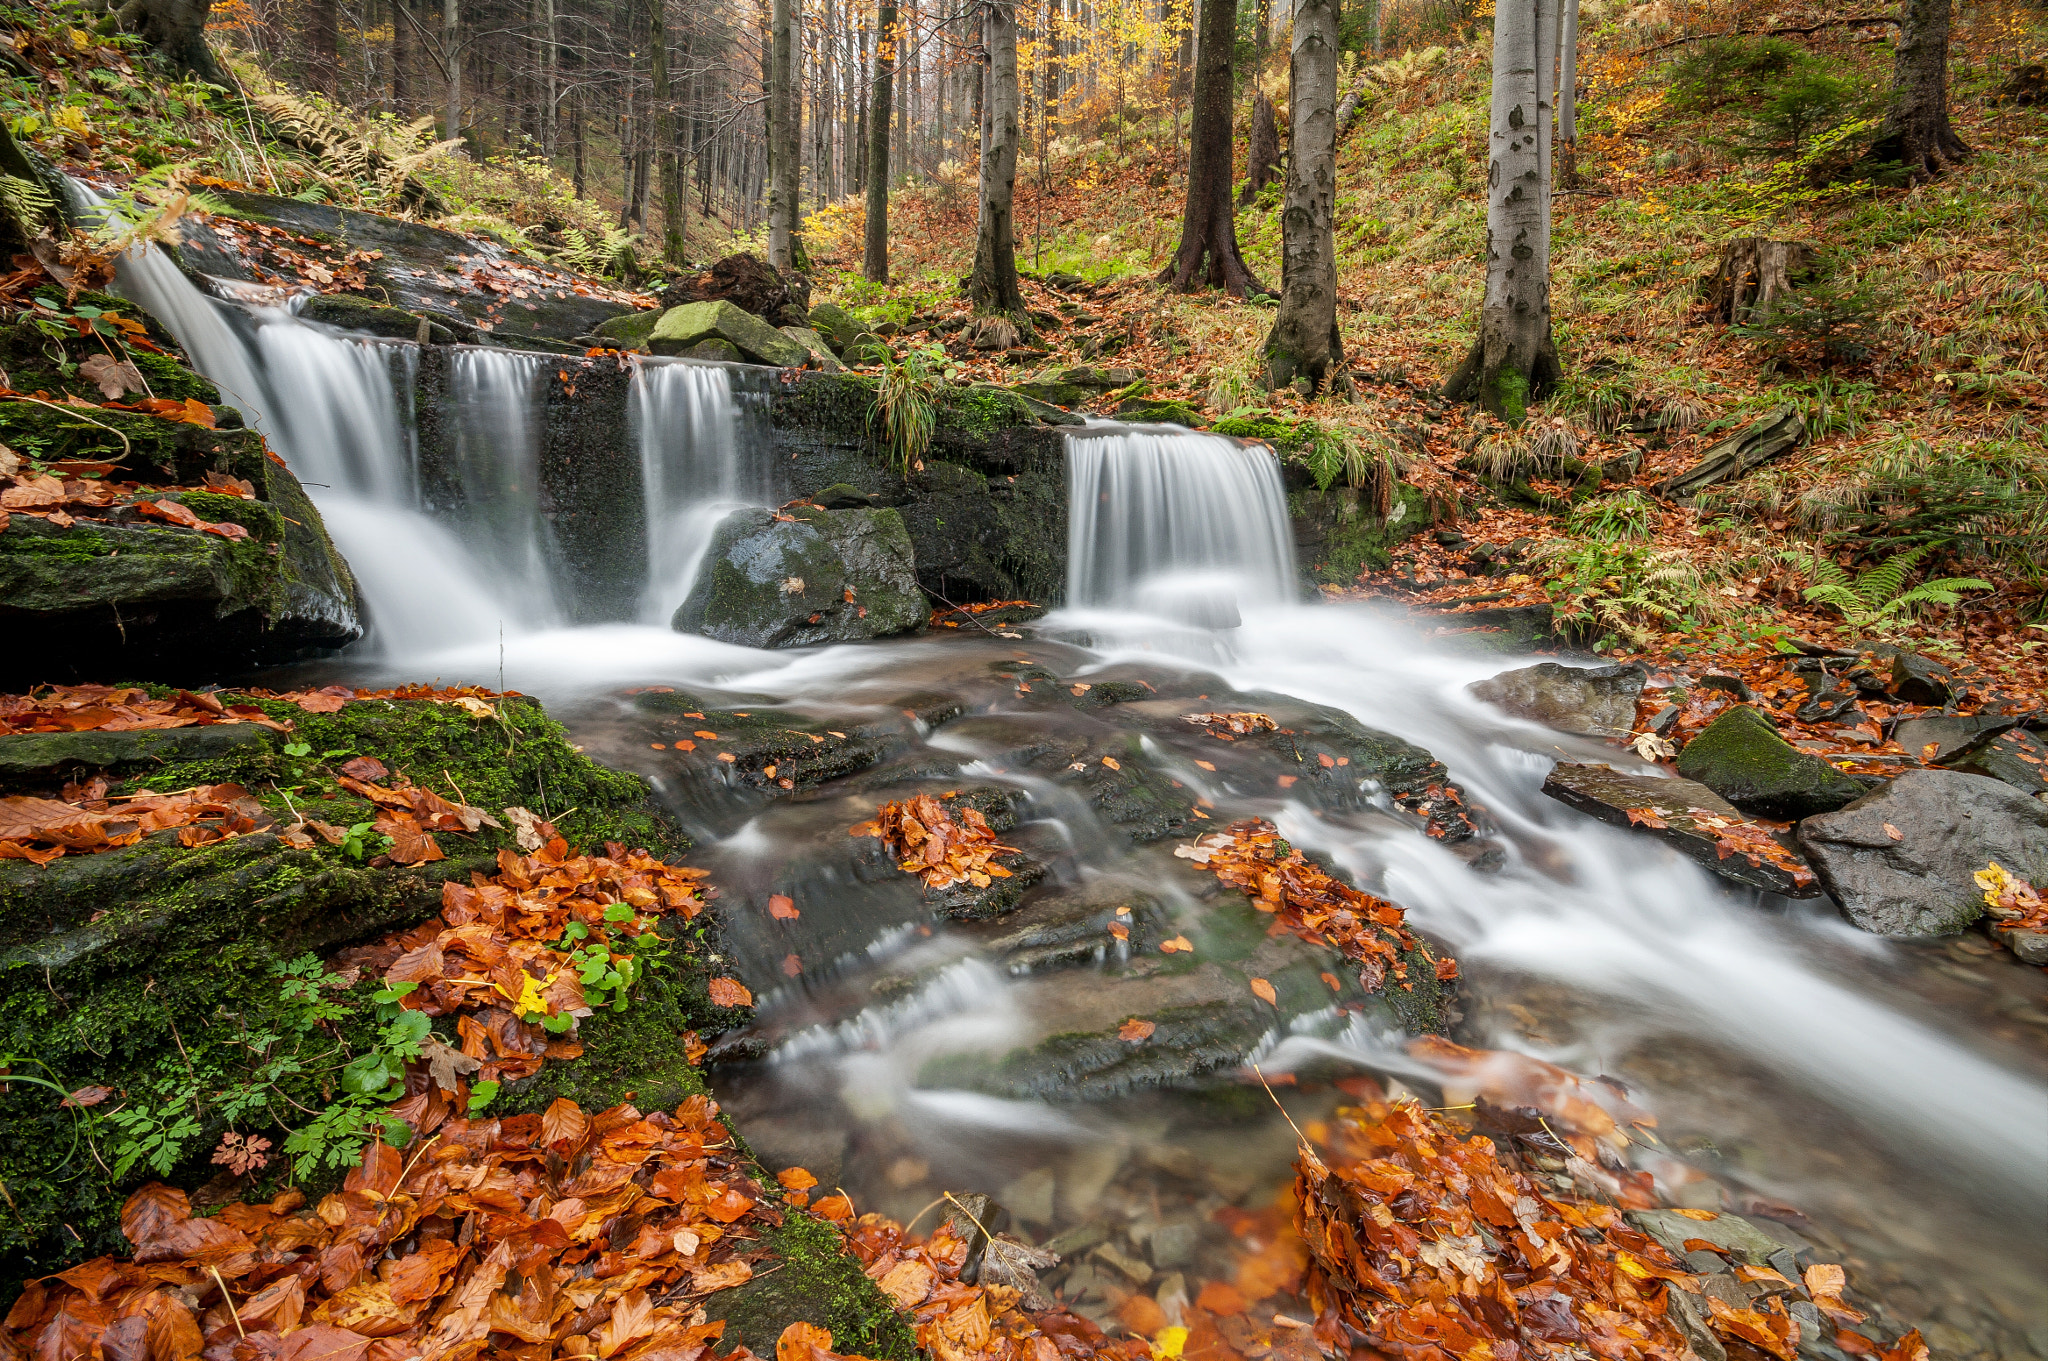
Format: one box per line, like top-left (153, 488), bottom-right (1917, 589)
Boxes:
top-left (1238, 87), bottom-right (1280, 206)
top-left (767, 0), bottom-right (800, 269)
top-left (1441, 0), bottom-right (1560, 421)
top-left (442, 0), bottom-right (463, 139)
top-left (1873, 0), bottom-right (1969, 181)
top-left (967, 0), bottom-right (1023, 314)
top-left (1162, 0), bottom-right (1268, 296)
top-left (1263, 0), bottom-right (1340, 391)
top-left (863, 0), bottom-right (896, 281)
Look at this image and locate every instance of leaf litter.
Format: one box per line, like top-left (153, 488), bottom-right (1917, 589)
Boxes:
top-left (850, 793), bottom-right (1020, 891)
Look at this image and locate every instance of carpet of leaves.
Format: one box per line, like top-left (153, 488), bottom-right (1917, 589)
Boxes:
top-left (0, 685), bottom-right (291, 736)
top-left (1174, 818), bottom-right (1455, 991)
top-left (0, 780), bottom-right (275, 864)
top-left (1294, 1099), bottom-right (1930, 1361)
top-left (1, 1095), bottom-right (776, 1361)
top-left (850, 794), bottom-right (1019, 892)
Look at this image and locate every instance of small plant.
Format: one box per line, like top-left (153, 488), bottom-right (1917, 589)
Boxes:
top-left (1570, 490), bottom-right (1658, 544)
top-left (1782, 546), bottom-right (1991, 634)
top-left (1731, 273), bottom-right (1887, 370)
top-left (871, 344), bottom-right (941, 476)
top-left (339, 820), bottom-right (392, 861)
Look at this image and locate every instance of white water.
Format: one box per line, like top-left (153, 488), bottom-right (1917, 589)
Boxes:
top-left (92, 215), bottom-right (2048, 1314)
top-left (1064, 424), bottom-right (1298, 618)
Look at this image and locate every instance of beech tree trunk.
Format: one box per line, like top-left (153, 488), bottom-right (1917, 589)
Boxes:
top-left (862, 0), bottom-right (895, 282)
top-left (1441, 0), bottom-right (1560, 421)
top-left (114, 0), bottom-right (225, 83)
top-left (442, 0), bottom-right (462, 142)
top-left (306, 0), bottom-right (338, 92)
top-left (1263, 0), bottom-right (1340, 391)
top-left (654, 0), bottom-right (685, 265)
top-left (1162, 0), bottom-right (1269, 296)
top-left (968, 0), bottom-right (1025, 315)
top-left (767, 0), bottom-right (799, 270)
top-left (1238, 87), bottom-right (1281, 206)
top-left (1873, 0), bottom-right (1969, 181)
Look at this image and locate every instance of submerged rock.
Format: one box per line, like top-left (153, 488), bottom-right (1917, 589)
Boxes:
top-left (672, 504), bottom-right (925, 647)
top-left (1541, 762), bottom-right (1821, 897)
top-left (1675, 705), bottom-right (1865, 820)
top-left (1468, 661), bottom-right (1647, 738)
top-left (1797, 770), bottom-right (2048, 937)
top-left (649, 300), bottom-right (810, 367)
top-left (299, 292), bottom-right (454, 343)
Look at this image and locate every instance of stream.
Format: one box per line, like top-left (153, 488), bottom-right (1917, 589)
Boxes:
top-left (109, 241), bottom-right (2048, 1353)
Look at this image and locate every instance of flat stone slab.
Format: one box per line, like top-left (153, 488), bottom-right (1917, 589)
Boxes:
top-left (1542, 762), bottom-right (1821, 897)
top-left (0, 723), bottom-right (275, 779)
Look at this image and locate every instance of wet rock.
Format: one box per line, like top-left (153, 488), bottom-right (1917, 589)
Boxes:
top-left (1694, 673), bottom-right (1755, 703)
top-left (780, 326), bottom-right (846, 372)
top-left (1944, 727), bottom-right (2048, 800)
top-left (1542, 763), bottom-right (1821, 897)
top-left (1798, 770), bottom-right (2048, 936)
top-left (2009, 930), bottom-right (2048, 965)
top-left (942, 1192), bottom-right (1009, 1282)
top-left (631, 689), bottom-right (898, 793)
top-left (671, 504), bottom-right (925, 647)
top-left (1628, 1209), bottom-right (1809, 1266)
top-left (1892, 715), bottom-right (2023, 766)
top-left (1664, 1288), bottom-right (1729, 1361)
top-left (300, 292), bottom-right (454, 343)
top-left (1426, 602), bottom-right (1560, 652)
top-left (1468, 661), bottom-right (1647, 738)
top-left (806, 302), bottom-right (858, 352)
top-left (1000, 1168), bottom-right (1057, 1228)
top-left (1794, 689), bottom-right (1862, 725)
top-left (1148, 1222), bottom-right (1199, 1269)
top-left (650, 300), bottom-right (810, 367)
top-left (960, 884), bottom-right (1168, 972)
top-left (1675, 706), bottom-right (1865, 820)
top-left (1890, 651), bottom-right (1956, 706)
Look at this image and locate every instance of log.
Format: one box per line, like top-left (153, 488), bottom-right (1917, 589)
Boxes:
top-left (1653, 407), bottom-right (1807, 500)
top-left (1702, 238), bottom-right (1816, 326)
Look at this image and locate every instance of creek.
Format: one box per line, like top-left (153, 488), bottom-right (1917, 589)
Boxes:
top-left (109, 243), bottom-right (2048, 1350)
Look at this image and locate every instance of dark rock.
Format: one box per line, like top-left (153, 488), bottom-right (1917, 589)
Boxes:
top-left (679, 338), bottom-right (744, 363)
top-left (1675, 706), bottom-right (1864, 820)
top-left (2010, 930), bottom-right (2048, 965)
top-left (1797, 770), bottom-right (2048, 936)
top-left (1423, 603), bottom-right (1559, 651)
top-left (1290, 481), bottom-right (1432, 585)
top-left (942, 1193), bottom-right (1010, 1283)
top-left (1468, 661), bottom-right (1646, 738)
top-left (658, 253), bottom-right (810, 328)
top-left (1944, 727), bottom-right (2048, 799)
top-left (649, 300), bottom-right (809, 367)
top-left (810, 483), bottom-right (877, 510)
top-left (779, 326), bottom-right (845, 371)
top-left (1794, 689), bottom-right (1861, 725)
top-left (299, 293), bottom-right (454, 343)
top-left (1694, 672), bottom-right (1755, 703)
top-left (1628, 1210), bottom-right (1809, 1267)
top-left (961, 885), bottom-right (1169, 973)
top-left (1890, 652), bottom-right (1956, 706)
top-left (1542, 762), bottom-right (1821, 897)
top-left (671, 504), bottom-right (926, 647)
top-left (173, 189), bottom-right (635, 345)
top-left (1646, 704), bottom-right (1681, 736)
top-left (1893, 715), bottom-right (2022, 766)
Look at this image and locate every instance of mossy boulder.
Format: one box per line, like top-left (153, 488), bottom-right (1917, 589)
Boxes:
top-left (299, 292), bottom-right (455, 343)
top-left (672, 504), bottom-right (925, 647)
top-left (805, 302), bottom-right (859, 352)
top-left (1676, 705), bottom-right (1865, 820)
top-left (593, 307), bottom-right (663, 350)
top-left (780, 326), bottom-right (845, 371)
top-left (1288, 483), bottom-right (1431, 585)
top-left (0, 694), bottom-right (690, 1284)
top-left (2, 288), bottom-right (221, 407)
top-left (1114, 397), bottom-right (1201, 428)
top-left (649, 300), bottom-right (809, 367)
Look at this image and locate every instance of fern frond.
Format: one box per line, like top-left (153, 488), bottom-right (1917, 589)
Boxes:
top-left (1851, 547), bottom-right (1930, 608)
top-left (1802, 583), bottom-right (1864, 614)
top-left (0, 173), bottom-right (57, 230)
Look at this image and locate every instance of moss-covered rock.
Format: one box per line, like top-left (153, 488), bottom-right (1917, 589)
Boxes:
top-left (298, 293), bottom-right (455, 343)
top-left (2, 288), bottom-right (221, 406)
top-left (650, 301), bottom-right (809, 367)
top-left (1114, 397), bottom-right (1201, 428)
top-left (701, 1210), bottom-right (917, 1360)
top-left (672, 504), bottom-right (925, 647)
top-left (594, 307), bottom-right (663, 350)
top-left (1288, 482), bottom-right (1432, 585)
top-left (1676, 705), bottom-right (1865, 820)
top-left (805, 302), bottom-right (859, 353)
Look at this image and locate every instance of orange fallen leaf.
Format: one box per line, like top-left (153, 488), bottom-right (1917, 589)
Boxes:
top-left (1101, 756), bottom-right (1121, 771)
top-left (707, 977), bottom-right (753, 1008)
top-left (768, 893), bottom-right (799, 919)
top-left (1194, 760), bottom-right (1216, 771)
top-left (782, 953), bottom-right (802, 976)
top-left (1249, 977), bottom-right (1278, 1006)
top-left (1118, 1018), bottom-right (1156, 1042)
top-left (1160, 935), bottom-right (1193, 953)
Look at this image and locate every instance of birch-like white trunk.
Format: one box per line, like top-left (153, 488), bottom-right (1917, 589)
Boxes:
top-left (1442, 0), bottom-right (1559, 419)
top-left (1263, 0), bottom-right (1341, 390)
top-left (1557, 0), bottom-right (1578, 143)
top-left (969, 0), bottom-right (1024, 315)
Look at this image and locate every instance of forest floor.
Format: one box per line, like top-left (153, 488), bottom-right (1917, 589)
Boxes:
top-left (799, 0), bottom-right (2048, 713)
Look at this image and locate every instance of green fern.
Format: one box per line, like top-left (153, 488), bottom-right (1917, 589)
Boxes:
top-left (1784, 546), bottom-right (1990, 633)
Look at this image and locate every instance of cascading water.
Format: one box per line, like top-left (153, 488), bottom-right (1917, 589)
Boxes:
top-left (426, 348), bottom-right (560, 623)
top-left (77, 197), bottom-right (2048, 1331)
top-left (1063, 423), bottom-right (1297, 619)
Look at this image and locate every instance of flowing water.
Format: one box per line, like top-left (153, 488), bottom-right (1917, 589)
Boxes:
top-left (109, 239), bottom-right (2048, 1350)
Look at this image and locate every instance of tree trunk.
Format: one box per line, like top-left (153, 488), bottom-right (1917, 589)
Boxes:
top-left (541, 0), bottom-right (557, 155)
top-left (1162, 0), bottom-right (1269, 296)
top-left (654, 0), bottom-right (686, 265)
top-left (862, 0), bottom-right (896, 282)
top-left (442, 0), bottom-right (462, 142)
top-left (391, 0), bottom-right (409, 111)
top-left (1555, 0), bottom-right (1578, 185)
top-left (306, 0), bottom-right (338, 92)
top-left (1873, 0), bottom-right (1969, 181)
top-left (1238, 87), bottom-right (1281, 206)
top-left (768, 0), bottom-right (799, 269)
top-left (1263, 0), bottom-right (1340, 391)
top-left (968, 0), bottom-right (1024, 315)
top-left (119, 0), bottom-right (226, 82)
top-left (1441, 0), bottom-right (1559, 421)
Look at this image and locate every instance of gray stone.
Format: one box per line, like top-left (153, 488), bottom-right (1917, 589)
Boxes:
top-left (1676, 705), bottom-right (1865, 820)
top-left (1890, 651), bottom-right (1956, 706)
top-left (1627, 1209), bottom-right (1808, 1266)
top-left (1797, 770), bottom-right (2048, 937)
top-left (1665, 1287), bottom-right (1729, 1361)
top-left (779, 326), bottom-right (846, 371)
top-left (1946, 727), bottom-right (2048, 799)
top-left (806, 302), bottom-right (859, 351)
top-left (1468, 661), bottom-right (1647, 737)
top-left (677, 338), bottom-right (743, 363)
top-left (2009, 930), bottom-right (2048, 965)
top-left (1893, 715), bottom-right (2022, 766)
top-left (649, 300), bottom-right (810, 366)
top-left (300, 293), bottom-right (455, 343)
top-left (1000, 1168), bottom-right (1057, 1228)
top-left (1148, 1222), bottom-right (1198, 1270)
top-left (1542, 762), bottom-right (1822, 897)
top-left (592, 308), bottom-right (662, 350)
top-left (670, 505), bottom-right (925, 647)
top-left (0, 724), bottom-right (275, 779)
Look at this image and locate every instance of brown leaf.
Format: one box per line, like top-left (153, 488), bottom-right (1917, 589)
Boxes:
top-left (707, 976), bottom-right (752, 1008)
top-left (1118, 1018), bottom-right (1155, 1042)
top-left (61, 1085), bottom-right (113, 1108)
top-left (1249, 977), bottom-right (1278, 1006)
top-left (767, 893), bottom-right (799, 919)
top-left (338, 756), bottom-right (388, 782)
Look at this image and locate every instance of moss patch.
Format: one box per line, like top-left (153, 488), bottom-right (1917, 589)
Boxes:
top-left (702, 1211), bottom-right (917, 1360)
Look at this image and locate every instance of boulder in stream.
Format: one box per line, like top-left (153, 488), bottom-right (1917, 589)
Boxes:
top-left (1468, 661), bottom-right (1647, 737)
top-left (1542, 762), bottom-right (1821, 897)
top-left (649, 300), bottom-right (810, 367)
top-left (1675, 705), bottom-right (1865, 820)
top-left (672, 504), bottom-right (925, 647)
top-left (1797, 769), bottom-right (2048, 936)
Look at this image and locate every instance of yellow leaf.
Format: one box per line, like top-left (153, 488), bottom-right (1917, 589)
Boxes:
top-left (1152, 1326), bottom-right (1189, 1361)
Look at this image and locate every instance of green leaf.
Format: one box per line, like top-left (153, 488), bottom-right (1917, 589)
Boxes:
top-left (603, 904), bottom-right (634, 923)
top-left (466, 1080), bottom-right (501, 1114)
top-left (284, 740), bottom-right (312, 757)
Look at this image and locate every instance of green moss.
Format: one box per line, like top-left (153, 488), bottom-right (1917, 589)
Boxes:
top-left (701, 1209), bottom-right (918, 1360)
top-left (1290, 483), bottom-right (1431, 585)
top-left (0, 528), bottom-right (114, 561)
top-left (174, 491), bottom-right (285, 541)
top-left (937, 384), bottom-right (1036, 441)
top-left (1212, 415), bottom-right (1309, 452)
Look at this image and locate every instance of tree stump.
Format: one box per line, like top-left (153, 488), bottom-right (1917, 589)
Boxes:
top-left (1703, 238), bottom-right (1817, 327)
top-left (1239, 90), bottom-right (1283, 207)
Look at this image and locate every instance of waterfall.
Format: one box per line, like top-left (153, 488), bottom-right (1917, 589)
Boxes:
top-left (426, 349), bottom-right (560, 624)
top-left (631, 358), bottom-right (757, 624)
top-left (1063, 424), bottom-right (1297, 620)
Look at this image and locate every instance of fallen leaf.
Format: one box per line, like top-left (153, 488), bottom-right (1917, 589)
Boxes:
top-left (1249, 977), bottom-right (1278, 1006)
top-left (1118, 1018), bottom-right (1156, 1042)
top-left (707, 976), bottom-right (752, 1008)
top-left (767, 893), bottom-right (799, 919)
